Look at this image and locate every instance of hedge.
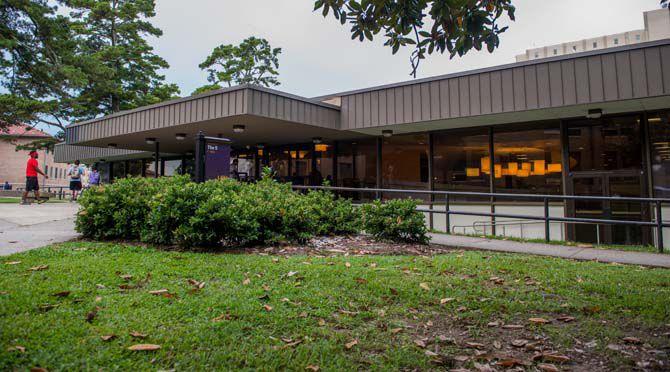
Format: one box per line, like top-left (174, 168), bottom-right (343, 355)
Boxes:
top-left (76, 174), bottom-right (430, 248)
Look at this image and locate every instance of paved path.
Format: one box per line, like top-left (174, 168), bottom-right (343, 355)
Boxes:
top-left (0, 203), bottom-right (80, 256)
top-left (430, 233), bottom-right (670, 268)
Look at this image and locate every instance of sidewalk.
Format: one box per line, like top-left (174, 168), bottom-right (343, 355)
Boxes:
top-left (429, 233), bottom-right (670, 268)
top-left (0, 203), bottom-right (80, 256)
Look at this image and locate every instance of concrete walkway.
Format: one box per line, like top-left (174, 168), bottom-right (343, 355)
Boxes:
top-left (0, 203), bottom-right (80, 256)
top-left (430, 233), bottom-right (670, 268)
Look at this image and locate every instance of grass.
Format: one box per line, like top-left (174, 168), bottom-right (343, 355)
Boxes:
top-left (432, 230), bottom-right (663, 254)
top-left (0, 197), bottom-right (69, 204)
top-left (1, 242), bottom-right (669, 370)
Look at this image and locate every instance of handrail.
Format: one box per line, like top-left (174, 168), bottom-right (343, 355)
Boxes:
top-left (292, 184), bottom-right (669, 253)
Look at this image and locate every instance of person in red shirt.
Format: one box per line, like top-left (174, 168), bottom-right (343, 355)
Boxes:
top-left (22, 150), bottom-right (48, 205)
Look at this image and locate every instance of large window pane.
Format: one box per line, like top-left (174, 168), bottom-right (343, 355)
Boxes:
top-left (382, 133), bottom-right (429, 191)
top-left (127, 160), bottom-right (143, 177)
top-left (493, 126), bottom-right (562, 194)
top-left (336, 138), bottom-right (377, 200)
top-left (163, 159), bottom-right (182, 177)
top-left (314, 143), bottom-right (334, 185)
top-left (289, 145), bottom-right (312, 185)
top-left (433, 128), bottom-right (490, 193)
top-left (568, 115), bottom-right (642, 172)
top-left (649, 111), bottom-right (670, 198)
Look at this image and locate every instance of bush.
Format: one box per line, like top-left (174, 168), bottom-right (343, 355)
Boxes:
top-left (359, 198), bottom-right (429, 244)
top-left (76, 176), bottom-right (180, 240)
top-left (77, 173), bottom-right (430, 248)
top-left (304, 189), bottom-right (359, 235)
top-left (142, 178), bottom-right (241, 245)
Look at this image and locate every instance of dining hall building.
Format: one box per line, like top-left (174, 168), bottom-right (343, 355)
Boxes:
top-left (55, 40), bottom-right (670, 247)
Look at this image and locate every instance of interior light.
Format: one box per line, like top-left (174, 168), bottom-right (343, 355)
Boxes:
top-left (382, 130), bottom-right (393, 138)
top-left (466, 168), bottom-right (480, 177)
top-left (586, 108), bottom-right (603, 119)
top-left (312, 137), bottom-right (323, 144)
top-left (145, 137), bottom-right (157, 145)
top-left (256, 143), bottom-right (265, 149)
top-left (175, 133), bottom-right (187, 141)
top-left (107, 143), bottom-right (117, 149)
top-left (233, 125), bottom-right (245, 133)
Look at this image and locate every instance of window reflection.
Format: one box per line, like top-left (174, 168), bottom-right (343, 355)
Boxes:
top-left (337, 138), bottom-right (377, 200)
top-left (382, 133), bottom-right (429, 190)
top-left (433, 128), bottom-right (490, 193)
top-left (649, 111), bottom-right (670, 198)
top-left (493, 127), bottom-right (562, 194)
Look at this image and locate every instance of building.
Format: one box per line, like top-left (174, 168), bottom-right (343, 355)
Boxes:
top-left (55, 39), bottom-right (670, 247)
top-left (0, 125), bottom-right (69, 188)
top-left (516, 8), bottom-right (670, 62)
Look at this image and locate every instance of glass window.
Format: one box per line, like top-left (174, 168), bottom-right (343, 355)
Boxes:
top-left (568, 115), bottom-right (642, 172)
top-left (112, 161), bottom-right (126, 181)
top-left (592, 42), bottom-right (597, 48)
top-left (614, 38), bottom-right (619, 45)
top-left (553, 49), bottom-right (558, 55)
top-left (433, 128), bottom-right (490, 193)
top-left (289, 145), bottom-right (312, 186)
top-left (127, 160), bottom-right (143, 177)
top-left (493, 126), bottom-right (563, 194)
top-left (314, 143), bottom-right (334, 185)
top-left (649, 111), bottom-right (670, 198)
top-left (635, 34), bottom-right (641, 41)
top-left (163, 159), bottom-right (181, 177)
top-left (144, 160), bottom-right (157, 178)
top-left (268, 148), bottom-right (290, 181)
top-left (382, 133), bottom-right (429, 192)
top-left (337, 138), bottom-right (377, 200)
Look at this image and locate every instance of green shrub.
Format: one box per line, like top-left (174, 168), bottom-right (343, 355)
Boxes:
top-left (359, 198), bottom-right (429, 244)
top-left (304, 189), bottom-right (359, 235)
top-left (142, 178), bottom-right (240, 245)
top-left (76, 176), bottom-right (180, 240)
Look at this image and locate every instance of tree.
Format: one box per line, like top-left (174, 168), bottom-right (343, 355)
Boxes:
top-left (197, 36), bottom-right (281, 90)
top-left (314, 0), bottom-right (516, 77)
top-left (0, 0), bottom-right (85, 132)
top-left (63, 0), bottom-right (180, 116)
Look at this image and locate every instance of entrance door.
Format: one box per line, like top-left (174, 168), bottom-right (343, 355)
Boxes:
top-left (570, 172), bottom-right (648, 245)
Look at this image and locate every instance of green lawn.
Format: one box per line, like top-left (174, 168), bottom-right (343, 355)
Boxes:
top-left (0, 197), bottom-right (69, 204)
top-left (1, 242), bottom-right (669, 370)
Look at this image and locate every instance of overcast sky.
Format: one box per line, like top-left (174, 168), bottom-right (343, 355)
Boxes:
top-left (150, 0), bottom-right (663, 99)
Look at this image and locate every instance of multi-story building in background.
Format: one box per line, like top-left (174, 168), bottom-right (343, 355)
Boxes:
top-left (0, 125), bottom-right (69, 188)
top-left (516, 8), bottom-right (670, 62)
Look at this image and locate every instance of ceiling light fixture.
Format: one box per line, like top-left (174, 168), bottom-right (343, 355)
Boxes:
top-left (107, 143), bottom-right (117, 149)
top-left (233, 125), bottom-right (245, 133)
top-left (312, 137), bottom-right (323, 144)
top-left (175, 133), bottom-right (187, 141)
top-left (382, 129), bottom-right (393, 138)
top-left (257, 143), bottom-right (265, 149)
top-left (586, 108), bottom-right (603, 119)
top-left (145, 137), bottom-right (157, 145)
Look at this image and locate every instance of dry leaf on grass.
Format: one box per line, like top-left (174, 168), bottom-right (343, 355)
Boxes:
top-left (85, 309), bottom-right (97, 323)
top-left (345, 339), bottom-right (358, 349)
top-left (345, 262), bottom-right (351, 268)
top-left (100, 335), bottom-right (116, 341)
top-left (4, 261), bottom-right (21, 265)
top-left (622, 336), bottom-right (641, 344)
top-left (496, 358), bottom-right (524, 367)
top-left (263, 304), bottom-right (273, 312)
top-left (27, 265), bottom-right (48, 271)
top-left (464, 342), bottom-right (485, 349)
top-left (30, 367), bottom-right (47, 372)
top-left (511, 339), bottom-right (528, 347)
top-left (129, 331), bottom-right (147, 339)
top-left (419, 282), bottom-right (430, 291)
top-left (556, 315), bottom-right (575, 322)
top-left (127, 344), bottom-right (160, 351)
top-left (414, 339), bottom-right (427, 348)
top-left (242, 278), bottom-right (251, 285)
top-left (317, 318), bottom-right (326, 326)
top-left (534, 353), bottom-right (571, 363)
top-left (306, 365), bottom-right (319, 371)
top-left (8, 345), bottom-right (26, 352)
top-left (502, 324), bottom-right (524, 330)
top-left (529, 317), bottom-right (551, 324)
top-left (538, 363), bottom-right (560, 372)
top-left (52, 291), bottom-right (71, 297)
top-left (440, 298), bottom-right (455, 304)
top-left (390, 328), bottom-right (403, 334)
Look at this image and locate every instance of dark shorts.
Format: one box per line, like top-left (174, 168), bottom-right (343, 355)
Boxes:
top-left (69, 180), bottom-right (82, 191)
top-left (26, 176), bottom-right (39, 192)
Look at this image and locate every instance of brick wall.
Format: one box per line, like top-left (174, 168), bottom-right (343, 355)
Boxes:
top-left (0, 138), bottom-right (70, 187)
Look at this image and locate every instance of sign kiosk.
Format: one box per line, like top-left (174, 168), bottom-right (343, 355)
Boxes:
top-left (194, 131), bottom-right (232, 182)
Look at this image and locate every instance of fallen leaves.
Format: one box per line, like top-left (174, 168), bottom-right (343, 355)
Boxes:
top-left (464, 342), bottom-right (485, 349)
top-left (148, 289), bottom-right (175, 298)
top-left (529, 317), bottom-right (551, 325)
top-left (187, 279), bottom-right (206, 293)
top-left (556, 315), bottom-right (576, 323)
top-left (345, 339), bottom-right (358, 349)
top-left (622, 336), bottom-right (642, 344)
top-left (52, 291), bottom-right (71, 298)
top-left (263, 304), bottom-right (273, 312)
top-left (440, 297), bottom-right (455, 304)
top-left (305, 365), bottom-right (320, 371)
top-left (127, 344), bottom-right (160, 351)
top-left (100, 335), bottom-right (116, 341)
top-left (129, 331), bottom-right (148, 339)
top-left (4, 261), bottom-right (21, 265)
top-left (419, 282), bottom-right (430, 291)
top-left (533, 352), bottom-right (571, 363)
top-left (413, 339), bottom-right (427, 348)
top-left (242, 278), bottom-right (251, 285)
top-left (537, 363), bottom-right (560, 372)
top-left (85, 308), bottom-right (98, 323)
top-left (7, 345), bottom-right (26, 353)
top-left (27, 265), bottom-right (48, 271)
top-left (511, 339), bottom-right (528, 347)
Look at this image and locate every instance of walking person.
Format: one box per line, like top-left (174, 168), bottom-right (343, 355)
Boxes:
top-left (21, 150), bottom-right (48, 205)
top-left (67, 160), bottom-right (84, 201)
top-left (88, 167), bottom-right (100, 187)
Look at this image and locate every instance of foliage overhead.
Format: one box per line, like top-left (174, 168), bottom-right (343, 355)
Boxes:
top-left (197, 36), bottom-right (281, 90)
top-left (0, 0), bottom-right (179, 136)
top-left (313, 0), bottom-right (516, 77)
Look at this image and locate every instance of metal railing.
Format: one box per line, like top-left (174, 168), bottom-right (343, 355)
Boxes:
top-left (292, 185), bottom-right (670, 253)
top-left (10, 184), bottom-right (69, 200)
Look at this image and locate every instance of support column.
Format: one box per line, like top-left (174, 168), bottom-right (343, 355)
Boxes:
top-left (194, 131), bottom-right (206, 183)
top-left (376, 137), bottom-right (382, 199)
top-left (332, 141), bottom-right (339, 186)
top-left (428, 132), bottom-right (435, 230)
top-left (561, 121), bottom-right (575, 241)
top-left (154, 141), bottom-right (160, 178)
top-left (488, 127), bottom-right (496, 236)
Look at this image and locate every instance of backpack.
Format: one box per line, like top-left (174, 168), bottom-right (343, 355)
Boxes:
top-left (69, 166), bottom-right (81, 179)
